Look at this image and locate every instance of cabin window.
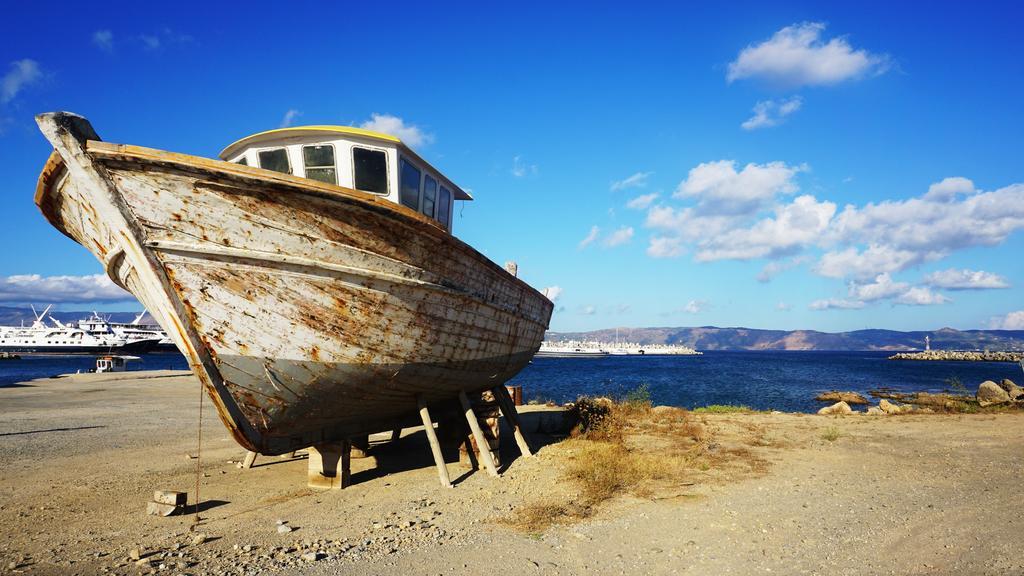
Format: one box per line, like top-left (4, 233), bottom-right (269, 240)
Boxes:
top-left (302, 144), bottom-right (337, 185)
top-left (352, 147), bottom-right (388, 194)
top-left (422, 175), bottom-right (437, 218)
top-left (257, 148), bottom-right (291, 174)
top-left (438, 186), bottom-right (452, 229)
top-left (399, 158), bottom-right (421, 210)
top-left (235, 156), bottom-right (248, 166)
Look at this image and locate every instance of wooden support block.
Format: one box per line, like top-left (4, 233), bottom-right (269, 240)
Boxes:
top-left (307, 441), bottom-right (351, 490)
top-left (505, 385), bottom-right (524, 406)
top-left (459, 390), bottom-right (499, 477)
top-left (418, 396), bottom-right (452, 488)
top-left (146, 501), bottom-right (181, 517)
top-left (494, 384), bottom-right (534, 457)
top-left (240, 451), bottom-right (258, 469)
top-left (459, 413), bottom-right (500, 468)
top-left (351, 435), bottom-right (371, 459)
top-left (152, 490), bottom-right (187, 506)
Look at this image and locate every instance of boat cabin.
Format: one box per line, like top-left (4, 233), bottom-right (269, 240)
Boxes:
top-left (219, 126), bottom-right (472, 232)
top-left (95, 355), bottom-right (138, 373)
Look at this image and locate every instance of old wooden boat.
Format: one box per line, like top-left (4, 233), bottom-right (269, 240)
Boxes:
top-left (35, 112), bottom-right (552, 455)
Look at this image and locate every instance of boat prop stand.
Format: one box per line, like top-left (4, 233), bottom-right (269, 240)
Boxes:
top-left (307, 440), bottom-right (352, 490)
top-left (492, 385), bottom-right (533, 457)
top-left (418, 395), bottom-right (453, 488)
top-left (459, 390), bottom-right (500, 477)
top-left (246, 385), bottom-right (533, 489)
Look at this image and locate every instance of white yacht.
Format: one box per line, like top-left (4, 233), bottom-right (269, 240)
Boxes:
top-left (0, 306), bottom-right (160, 355)
top-left (75, 311), bottom-right (176, 352)
top-left (534, 341), bottom-right (610, 358)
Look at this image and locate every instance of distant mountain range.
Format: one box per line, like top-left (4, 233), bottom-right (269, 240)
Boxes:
top-left (0, 305), bottom-right (151, 326)
top-left (5, 305), bottom-right (1021, 351)
top-left (547, 326), bottom-right (1024, 351)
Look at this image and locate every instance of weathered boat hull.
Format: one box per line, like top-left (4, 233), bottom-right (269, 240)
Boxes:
top-left (35, 112), bottom-right (552, 454)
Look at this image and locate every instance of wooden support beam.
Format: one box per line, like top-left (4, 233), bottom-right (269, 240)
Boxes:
top-left (459, 390), bottom-right (499, 477)
top-left (351, 434), bottom-right (371, 459)
top-left (493, 385), bottom-right (533, 457)
top-left (240, 450), bottom-right (257, 469)
top-left (307, 441), bottom-right (351, 490)
top-left (417, 396), bottom-right (452, 488)
top-left (390, 428), bottom-right (401, 442)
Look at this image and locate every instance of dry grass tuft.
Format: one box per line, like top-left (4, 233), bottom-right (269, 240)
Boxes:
top-left (505, 388), bottom-right (776, 532)
top-left (821, 426), bottom-right (842, 442)
top-left (565, 441), bottom-right (670, 501)
top-left (504, 500), bottom-right (592, 533)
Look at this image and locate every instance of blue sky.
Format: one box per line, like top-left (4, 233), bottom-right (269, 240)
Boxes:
top-left (1, 1), bottom-right (1022, 332)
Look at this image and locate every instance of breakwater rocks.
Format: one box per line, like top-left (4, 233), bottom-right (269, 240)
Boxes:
top-left (888, 350), bottom-right (1023, 362)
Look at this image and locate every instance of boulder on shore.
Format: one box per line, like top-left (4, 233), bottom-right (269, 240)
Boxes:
top-left (815, 391), bottom-right (869, 405)
top-left (998, 379), bottom-right (1024, 401)
top-left (866, 406), bottom-right (884, 416)
top-left (817, 401), bottom-right (853, 415)
top-left (977, 381), bottom-right (1010, 407)
top-left (878, 399), bottom-right (904, 415)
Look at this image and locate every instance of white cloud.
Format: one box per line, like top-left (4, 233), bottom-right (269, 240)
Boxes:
top-left (815, 244), bottom-right (932, 281)
top-left (644, 160), bottom-right (815, 261)
top-left (510, 155), bottom-right (539, 178)
top-left (841, 274), bottom-right (951, 307)
top-left (610, 171), bottom-right (652, 192)
top-left (580, 305), bottom-right (597, 316)
top-left (0, 274), bottom-right (132, 304)
top-left (626, 193), bottom-right (659, 210)
top-left (809, 298), bottom-right (865, 311)
top-left (138, 29), bottom-right (194, 52)
top-left (893, 286), bottom-right (950, 306)
top-left (923, 268), bottom-right (1009, 290)
top-left (92, 30), bottom-right (113, 52)
top-left (279, 109), bottom-right (301, 128)
top-left (646, 236), bottom-right (685, 258)
top-left (727, 22), bottom-right (890, 88)
top-left (923, 176), bottom-right (975, 202)
top-left (604, 226), bottom-right (634, 247)
top-left (2, 59), bottom-right (42, 104)
top-left (775, 302), bottom-right (792, 311)
top-left (824, 181), bottom-right (1024, 278)
top-left (578, 225), bottom-right (600, 249)
top-left (692, 195), bottom-right (835, 261)
top-left (847, 273), bottom-right (909, 302)
top-left (675, 160), bottom-right (806, 215)
top-left (680, 300), bottom-right (708, 314)
top-left (542, 286), bottom-right (563, 302)
top-left (757, 256), bottom-right (808, 282)
top-left (741, 96), bottom-right (803, 130)
top-left (359, 113), bottom-right (434, 147)
top-left (990, 311), bottom-right (1024, 330)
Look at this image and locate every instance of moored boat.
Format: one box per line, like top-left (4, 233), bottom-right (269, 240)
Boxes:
top-left (0, 305), bottom-right (160, 355)
top-left (34, 112), bottom-right (553, 455)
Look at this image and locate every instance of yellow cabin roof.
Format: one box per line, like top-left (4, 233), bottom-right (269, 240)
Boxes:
top-left (219, 125), bottom-right (400, 158)
top-left (219, 125), bottom-right (471, 200)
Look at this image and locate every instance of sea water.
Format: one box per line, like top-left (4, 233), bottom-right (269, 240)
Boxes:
top-left (0, 353), bottom-right (189, 388)
top-left (2, 350), bottom-right (1020, 413)
top-left (508, 351), bottom-right (1024, 413)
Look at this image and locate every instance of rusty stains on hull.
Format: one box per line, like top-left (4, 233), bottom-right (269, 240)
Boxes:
top-left (34, 113), bottom-right (552, 455)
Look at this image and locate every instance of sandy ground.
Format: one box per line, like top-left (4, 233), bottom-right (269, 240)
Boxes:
top-left (1, 370), bottom-right (1022, 576)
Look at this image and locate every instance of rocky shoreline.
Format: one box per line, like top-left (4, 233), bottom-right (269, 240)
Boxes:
top-left (888, 350), bottom-right (1023, 362)
top-left (815, 378), bottom-right (1024, 415)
